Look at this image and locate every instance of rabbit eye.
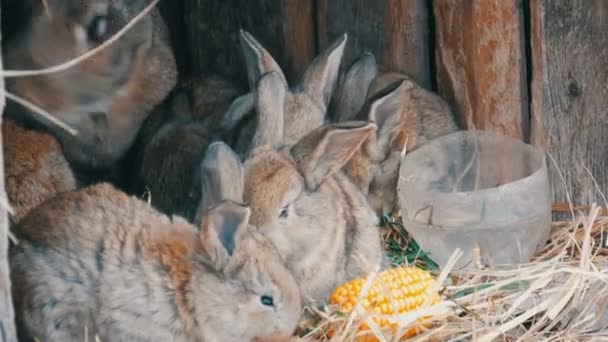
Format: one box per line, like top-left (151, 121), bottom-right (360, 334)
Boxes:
top-left (279, 205), bottom-right (289, 219)
top-left (260, 295), bottom-right (274, 307)
top-left (87, 15), bottom-right (109, 43)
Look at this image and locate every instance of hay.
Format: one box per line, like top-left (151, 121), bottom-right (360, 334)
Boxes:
top-left (297, 204), bottom-right (608, 341)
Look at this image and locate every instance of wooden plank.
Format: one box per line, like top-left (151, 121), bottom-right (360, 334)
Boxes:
top-left (0, 5), bottom-right (17, 340)
top-left (316, 0), bottom-right (432, 89)
top-left (433, 1), bottom-right (528, 139)
top-left (184, 0), bottom-right (316, 87)
top-left (530, 0), bottom-right (608, 205)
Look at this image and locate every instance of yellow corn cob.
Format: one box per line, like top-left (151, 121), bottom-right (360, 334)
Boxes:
top-left (328, 266), bottom-right (440, 339)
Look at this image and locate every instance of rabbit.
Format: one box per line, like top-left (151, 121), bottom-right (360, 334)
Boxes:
top-left (128, 82), bottom-right (253, 222)
top-left (203, 72), bottom-right (387, 304)
top-left (176, 73), bottom-right (255, 149)
top-left (3, 118), bottom-right (76, 226)
top-left (333, 53), bottom-right (460, 215)
top-left (3, 0), bottom-right (177, 175)
top-left (227, 30), bottom-right (348, 157)
top-left (10, 180), bottom-right (302, 341)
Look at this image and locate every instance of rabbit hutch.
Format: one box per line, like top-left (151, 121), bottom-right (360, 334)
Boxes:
top-left (0, 0), bottom-right (607, 340)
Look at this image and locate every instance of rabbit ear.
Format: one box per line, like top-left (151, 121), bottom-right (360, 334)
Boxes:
top-left (333, 52), bottom-right (378, 122)
top-left (199, 142), bottom-right (244, 216)
top-left (239, 30), bottom-right (287, 91)
top-left (222, 92), bottom-right (255, 131)
top-left (301, 34), bottom-right (348, 110)
top-left (367, 79), bottom-right (406, 144)
top-left (200, 200), bottom-right (251, 269)
top-left (291, 121), bottom-right (376, 190)
top-left (252, 72), bottom-right (287, 149)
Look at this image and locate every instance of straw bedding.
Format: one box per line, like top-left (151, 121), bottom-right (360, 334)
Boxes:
top-left (297, 204), bottom-right (608, 341)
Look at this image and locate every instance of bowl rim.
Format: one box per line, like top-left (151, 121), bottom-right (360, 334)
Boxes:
top-left (398, 130), bottom-right (552, 230)
top-left (398, 129), bottom-right (549, 196)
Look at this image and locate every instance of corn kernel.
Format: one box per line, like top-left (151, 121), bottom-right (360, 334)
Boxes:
top-left (328, 266), bottom-right (441, 340)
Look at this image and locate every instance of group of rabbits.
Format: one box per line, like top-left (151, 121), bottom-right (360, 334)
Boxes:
top-left (2, 1), bottom-right (459, 341)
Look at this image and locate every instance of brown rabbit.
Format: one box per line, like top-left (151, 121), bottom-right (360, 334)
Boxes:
top-left (173, 73), bottom-right (254, 150)
top-left (3, 118), bottom-right (76, 225)
top-left (10, 182), bottom-right (302, 341)
top-left (3, 0), bottom-right (177, 172)
top-left (129, 85), bottom-right (253, 222)
top-left (203, 80), bottom-right (386, 303)
top-left (334, 53), bottom-right (460, 215)
top-left (229, 30), bottom-right (348, 156)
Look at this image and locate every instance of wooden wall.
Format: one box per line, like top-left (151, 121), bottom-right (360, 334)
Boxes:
top-left (180, 0), bottom-right (608, 206)
top-left (530, 0), bottom-right (608, 206)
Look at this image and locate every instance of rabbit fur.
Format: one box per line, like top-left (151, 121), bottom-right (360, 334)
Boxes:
top-left (3, 0), bottom-right (177, 172)
top-left (3, 118), bottom-right (76, 226)
top-left (334, 53), bottom-right (460, 214)
top-left (129, 76), bottom-right (251, 222)
top-left (10, 181), bottom-right (302, 342)
top-left (203, 89), bottom-right (387, 303)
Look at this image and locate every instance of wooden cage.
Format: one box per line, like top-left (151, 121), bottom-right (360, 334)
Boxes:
top-left (1, 0), bottom-right (607, 339)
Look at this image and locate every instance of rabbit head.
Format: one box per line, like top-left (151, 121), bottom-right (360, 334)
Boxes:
top-left (187, 74), bottom-right (247, 122)
top-left (202, 96), bottom-right (386, 302)
top-left (3, 118), bottom-right (76, 226)
top-left (237, 30), bottom-right (347, 151)
top-left (195, 200), bottom-right (303, 341)
top-left (198, 145), bottom-right (303, 340)
top-left (130, 88), bottom-right (254, 223)
top-left (4, 0), bottom-right (177, 169)
top-left (181, 73), bottom-right (255, 149)
top-left (11, 182), bottom-right (301, 341)
top-left (342, 71), bottom-right (459, 215)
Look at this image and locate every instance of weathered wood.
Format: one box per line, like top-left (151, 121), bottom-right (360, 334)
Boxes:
top-left (316, 0), bottom-right (432, 89)
top-left (184, 0), bottom-right (316, 87)
top-left (530, 0), bottom-right (608, 204)
top-left (433, 0), bottom-right (528, 139)
top-left (0, 4), bottom-right (17, 341)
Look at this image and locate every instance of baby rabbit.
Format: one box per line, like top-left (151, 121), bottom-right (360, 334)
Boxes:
top-left (229, 30), bottom-right (348, 156)
top-left (3, 0), bottom-right (177, 172)
top-left (3, 118), bottom-right (76, 226)
top-left (204, 73), bottom-right (386, 303)
top-left (334, 53), bottom-right (460, 214)
top-left (129, 83), bottom-right (252, 222)
top-left (10, 182), bottom-right (302, 341)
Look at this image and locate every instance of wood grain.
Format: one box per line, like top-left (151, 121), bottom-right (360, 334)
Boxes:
top-left (433, 0), bottom-right (528, 139)
top-left (0, 4), bottom-right (17, 340)
top-left (530, 0), bottom-right (608, 204)
top-left (184, 0), bottom-right (316, 88)
top-left (316, 0), bottom-right (432, 89)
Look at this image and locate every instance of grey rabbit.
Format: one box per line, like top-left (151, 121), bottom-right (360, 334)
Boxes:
top-left (10, 178), bottom-right (302, 341)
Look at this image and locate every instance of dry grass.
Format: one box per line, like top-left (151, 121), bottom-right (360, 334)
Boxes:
top-left (296, 204), bottom-right (608, 341)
